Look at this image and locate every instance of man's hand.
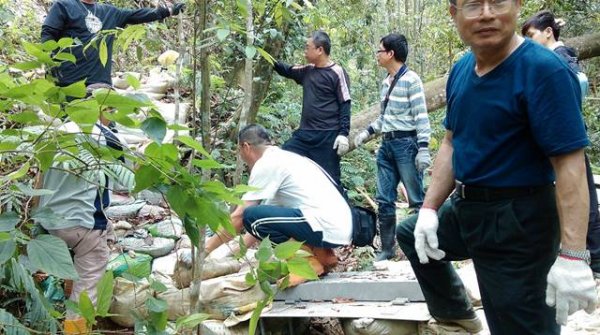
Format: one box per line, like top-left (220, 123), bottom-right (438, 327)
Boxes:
top-left (354, 130), bottom-right (370, 148)
top-left (333, 135), bottom-right (349, 156)
top-left (415, 147), bottom-right (431, 172)
top-left (170, 3), bottom-right (185, 16)
top-left (414, 208), bottom-right (446, 264)
top-left (546, 256), bottom-right (598, 325)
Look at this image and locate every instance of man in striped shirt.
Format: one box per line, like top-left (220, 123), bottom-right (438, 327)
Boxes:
top-left (355, 33), bottom-right (431, 261)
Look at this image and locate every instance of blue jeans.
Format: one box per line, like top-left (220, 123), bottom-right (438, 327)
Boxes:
top-left (376, 136), bottom-right (424, 217)
top-left (243, 205), bottom-right (341, 248)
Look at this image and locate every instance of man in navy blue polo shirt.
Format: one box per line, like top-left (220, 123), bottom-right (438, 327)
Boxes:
top-left (396, 0), bottom-right (598, 334)
top-left (41, 0), bottom-right (184, 89)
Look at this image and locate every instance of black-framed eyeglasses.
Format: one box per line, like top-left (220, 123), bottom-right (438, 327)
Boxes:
top-left (453, 0), bottom-right (513, 19)
top-left (376, 49), bottom-right (388, 54)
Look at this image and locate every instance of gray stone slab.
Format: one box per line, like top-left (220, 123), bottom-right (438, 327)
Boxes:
top-left (262, 301), bottom-right (431, 321)
top-left (274, 271), bottom-right (425, 302)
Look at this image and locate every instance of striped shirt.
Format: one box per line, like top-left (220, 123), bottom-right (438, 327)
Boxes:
top-left (368, 70), bottom-right (431, 145)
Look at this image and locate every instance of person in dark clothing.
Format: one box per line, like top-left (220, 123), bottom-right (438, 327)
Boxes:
top-left (396, 0), bottom-right (598, 334)
top-left (522, 10), bottom-right (599, 278)
top-left (273, 30), bottom-right (351, 185)
top-left (41, 0), bottom-right (184, 88)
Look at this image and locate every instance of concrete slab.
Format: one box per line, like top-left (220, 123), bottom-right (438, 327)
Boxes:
top-left (274, 271), bottom-right (425, 302)
top-left (262, 301), bottom-right (431, 321)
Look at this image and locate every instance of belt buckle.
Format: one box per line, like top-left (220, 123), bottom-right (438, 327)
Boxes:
top-left (456, 181), bottom-right (465, 198)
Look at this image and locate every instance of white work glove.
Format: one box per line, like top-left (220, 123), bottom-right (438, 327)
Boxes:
top-left (415, 147), bottom-right (431, 172)
top-left (414, 208), bottom-right (446, 264)
top-left (333, 135), bottom-right (350, 156)
top-left (546, 256), bottom-right (598, 325)
top-left (354, 130), bottom-right (370, 148)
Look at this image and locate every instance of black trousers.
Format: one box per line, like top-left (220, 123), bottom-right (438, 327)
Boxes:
top-left (585, 154), bottom-right (600, 272)
top-left (397, 189), bottom-right (560, 335)
top-left (283, 129), bottom-right (341, 185)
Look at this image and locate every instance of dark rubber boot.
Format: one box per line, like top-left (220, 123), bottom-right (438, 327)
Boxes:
top-left (375, 216), bottom-right (397, 261)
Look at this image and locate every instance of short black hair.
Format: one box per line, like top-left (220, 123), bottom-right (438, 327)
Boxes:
top-left (238, 124), bottom-right (271, 146)
top-left (521, 10), bottom-right (561, 40)
top-left (310, 30), bottom-right (331, 55)
top-left (381, 33), bottom-right (408, 63)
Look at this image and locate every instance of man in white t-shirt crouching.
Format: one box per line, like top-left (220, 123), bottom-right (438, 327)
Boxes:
top-left (205, 123), bottom-right (352, 286)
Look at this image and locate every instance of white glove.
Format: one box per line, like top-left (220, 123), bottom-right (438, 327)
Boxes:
top-left (354, 130), bottom-right (370, 148)
top-left (414, 208), bottom-right (446, 264)
top-left (415, 147), bottom-right (431, 172)
top-left (546, 256), bottom-right (598, 325)
top-left (333, 135), bottom-right (350, 156)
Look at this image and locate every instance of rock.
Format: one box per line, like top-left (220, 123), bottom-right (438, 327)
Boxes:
top-left (113, 220), bottom-right (133, 230)
top-left (118, 236), bottom-right (175, 258)
top-left (138, 204), bottom-right (168, 218)
top-left (147, 218), bottom-right (183, 239)
top-left (138, 189), bottom-right (166, 206)
top-left (105, 200), bottom-right (146, 219)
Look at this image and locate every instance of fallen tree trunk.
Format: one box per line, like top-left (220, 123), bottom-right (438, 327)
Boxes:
top-left (348, 32), bottom-right (600, 148)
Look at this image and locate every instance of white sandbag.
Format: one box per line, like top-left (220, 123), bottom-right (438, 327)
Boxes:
top-left (105, 200), bottom-right (147, 219)
top-left (343, 318), bottom-right (418, 335)
top-left (113, 220), bottom-right (133, 230)
top-left (109, 193), bottom-right (136, 206)
top-left (173, 253), bottom-right (244, 289)
top-left (157, 286), bottom-right (192, 321)
top-left (153, 101), bottom-right (189, 125)
top-left (147, 218), bottom-right (183, 239)
top-left (199, 272), bottom-right (266, 321)
top-left (138, 205), bottom-right (168, 218)
top-left (176, 235), bottom-right (192, 249)
top-left (138, 189), bottom-right (166, 206)
top-left (119, 236), bottom-right (175, 258)
top-left (109, 277), bottom-right (150, 327)
top-left (152, 252), bottom-right (179, 276)
top-left (198, 320), bottom-right (248, 335)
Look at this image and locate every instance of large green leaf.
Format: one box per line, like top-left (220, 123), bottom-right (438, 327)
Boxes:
top-left (27, 234), bottom-right (79, 280)
top-left (133, 164), bottom-right (161, 192)
top-left (78, 291), bottom-right (96, 326)
top-left (287, 257), bottom-right (318, 280)
top-left (141, 117), bottom-right (167, 144)
top-left (95, 271), bottom-right (114, 316)
top-left (0, 308), bottom-right (31, 335)
top-left (183, 216), bottom-right (200, 248)
top-left (177, 135), bottom-right (211, 158)
top-left (274, 240), bottom-right (303, 260)
top-left (35, 141), bottom-right (57, 172)
top-left (31, 208), bottom-right (64, 228)
top-left (175, 313), bottom-right (210, 331)
top-left (256, 238), bottom-right (273, 262)
top-left (60, 81), bottom-right (87, 98)
top-left (99, 38), bottom-right (108, 66)
top-left (0, 212), bottom-right (19, 232)
top-left (2, 162), bottom-right (30, 182)
top-left (0, 239), bottom-right (16, 265)
top-left (146, 296), bottom-right (168, 313)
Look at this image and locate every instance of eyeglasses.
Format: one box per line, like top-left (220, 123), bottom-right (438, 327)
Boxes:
top-left (376, 49), bottom-right (388, 54)
top-left (453, 0), bottom-right (513, 19)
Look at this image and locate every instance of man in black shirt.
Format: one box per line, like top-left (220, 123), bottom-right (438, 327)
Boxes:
top-left (41, 0), bottom-right (184, 89)
top-left (274, 30), bottom-right (351, 185)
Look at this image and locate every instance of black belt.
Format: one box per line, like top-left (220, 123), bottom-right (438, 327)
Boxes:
top-left (382, 130), bottom-right (416, 140)
top-left (454, 181), bottom-right (553, 202)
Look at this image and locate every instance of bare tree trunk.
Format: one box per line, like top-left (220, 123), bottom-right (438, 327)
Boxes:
top-left (348, 32), bottom-right (600, 149)
top-left (233, 0), bottom-right (255, 185)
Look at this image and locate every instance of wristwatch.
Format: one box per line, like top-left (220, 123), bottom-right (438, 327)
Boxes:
top-left (559, 249), bottom-right (591, 265)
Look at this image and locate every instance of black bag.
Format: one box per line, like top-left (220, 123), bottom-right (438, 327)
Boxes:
top-left (350, 205), bottom-right (377, 247)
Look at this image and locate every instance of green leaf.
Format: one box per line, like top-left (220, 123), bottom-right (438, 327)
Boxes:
top-left (126, 74), bottom-right (141, 90)
top-left (256, 46), bottom-right (275, 65)
top-left (183, 216), bottom-right (200, 248)
top-left (146, 296), bottom-right (168, 313)
top-left (35, 141), bottom-right (57, 172)
top-left (99, 38), bottom-right (108, 67)
top-left (237, 0), bottom-right (249, 17)
top-left (287, 257), bottom-right (318, 280)
top-left (15, 183), bottom-right (55, 197)
top-left (31, 207), bottom-right (64, 228)
top-left (11, 61), bottom-right (42, 71)
top-left (95, 271), bottom-right (114, 316)
top-left (256, 238), bottom-right (273, 262)
top-left (192, 159), bottom-right (223, 170)
top-left (41, 39), bottom-right (58, 51)
top-left (2, 162), bottom-right (30, 182)
top-left (23, 41), bottom-right (53, 64)
top-left (27, 234), bottom-right (79, 280)
top-left (64, 300), bottom-right (80, 316)
top-left (8, 111), bottom-right (40, 124)
top-left (216, 29), bottom-right (230, 41)
top-left (274, 240), bottom-right (303, 260)
top-left (149, 311), bottom-right (168, 331)
top-left (57, 37), bottom-right (75, 48)
top-left (176, 313), bottom-right (210, 330)
top-left (133, 164), bottom-right (161, 193)
top-left (78, 291), bottom-right (96, 326)
top-left (245, 45), bottom-right (257, 59)
top-left (141, 117), bottom-right (167, 144)
top-left (0, 308), bottom-right (31, 335)
top-left (150, 279), bottom-right (167, 293)
top-left (177, 135), bottom-right (211, 158)
top-left (54, 52), bottom-right (77, 63)
top-left (61, 81), bottom-right (87, 98)
top-left (0, 239), bottom-right (16, 265)
top-left (249, 300), bottom-right (267, 335)
top-left (0, 212), bottom-right (19, 232)
top-left (66, 99), bottom-right (100, 126)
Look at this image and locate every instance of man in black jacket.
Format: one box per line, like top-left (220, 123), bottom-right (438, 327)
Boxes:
top-left (41, 0), bottom-right (184, 89)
